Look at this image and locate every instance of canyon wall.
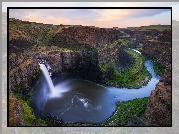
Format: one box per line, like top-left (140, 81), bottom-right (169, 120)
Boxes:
top-left (51, 26), bottom-right (121, 48)
top-left (9, 50), bottom-right (103, 94)
top-left (142, 30), bottom-right (171, 126)
top-left (9, 93), bottom-right (24, 126)
top-left (9, 18), bottom-right (121, 94)
top-left (9, 18), bottom-right (171, 126)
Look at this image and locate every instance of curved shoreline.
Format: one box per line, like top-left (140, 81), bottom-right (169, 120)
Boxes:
top-left (33, 58), bottom-right (160, 126)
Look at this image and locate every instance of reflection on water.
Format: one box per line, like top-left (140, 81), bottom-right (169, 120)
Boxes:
top-left (30, 60), bottom-right (160, 124)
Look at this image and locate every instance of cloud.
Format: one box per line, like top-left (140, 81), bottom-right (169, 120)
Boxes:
top-left (94, 9), bottom-right (170, 24)
top-left (95, 9), bottom-right (130, 22)
top-left (8, 8), bottom-right (171, 28)
top-left (142, 20), bottom-right (153, 26)
top-left (9, 9), bottom-right (70, 24)
top-left (24, 14), bottom-right (70, 25)
top-left (129, 9), bottom-right (171, 18)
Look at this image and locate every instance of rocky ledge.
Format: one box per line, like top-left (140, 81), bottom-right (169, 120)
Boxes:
top-left (143, 31), bottom-right (171, 126)
top-left (9, 93), bottom-right (24, 126)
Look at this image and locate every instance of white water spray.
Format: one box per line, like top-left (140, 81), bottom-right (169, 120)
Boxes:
top-left (39, 63), bottom-right (55, 96)
top-left (39, 63), bottom-right (70, 98)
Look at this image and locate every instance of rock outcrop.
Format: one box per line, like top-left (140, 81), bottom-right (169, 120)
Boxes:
top-left (9, 50), bottom-right (103, 94)
top-left (9, 93), bottom-right (24, 126)
top-left (143, 30), bottom-right (171, 126)
top-left (51, 26), bottom-right (122, 48)
top-left (9, 18), bottom-right (123, 94)
top-left (145, 82), bottom-right (171, 126)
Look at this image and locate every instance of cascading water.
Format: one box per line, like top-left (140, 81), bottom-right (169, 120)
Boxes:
top-left (39, 63), bottom-right (55, 96)
top-left (31, 49), bottom-right (161, 124)
top-left (39, 63), bottom-right (70, 98)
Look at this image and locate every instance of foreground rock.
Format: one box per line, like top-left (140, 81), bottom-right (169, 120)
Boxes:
top-left (9, 93), bottom-right (24, 126)
top-left (145, 82), bottom-right (171, 126)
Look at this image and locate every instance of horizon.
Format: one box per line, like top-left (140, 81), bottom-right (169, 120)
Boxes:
top-left (8, 16), bottom-right (171, 29)
top-left (7, 8), bottom-right (171, 28)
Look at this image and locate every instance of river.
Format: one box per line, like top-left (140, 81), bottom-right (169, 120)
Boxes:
top-left (30, 50), bottom-right (161, 124)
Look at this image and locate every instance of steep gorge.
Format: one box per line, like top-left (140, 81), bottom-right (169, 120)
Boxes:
top-left (142, 31), bottom-right (171, 126)
top-left (8, 18), bottom-right (171, 126)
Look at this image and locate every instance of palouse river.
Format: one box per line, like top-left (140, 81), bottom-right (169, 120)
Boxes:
top-left (30, 50), bottom-right (161, 124)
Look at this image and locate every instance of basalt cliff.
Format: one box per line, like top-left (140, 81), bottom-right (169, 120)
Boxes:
top-left (8, 18), bottom-right (171, 126)
top-left (142, 30), bottom-right (172, 126)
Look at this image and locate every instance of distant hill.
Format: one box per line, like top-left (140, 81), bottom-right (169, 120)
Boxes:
top-left (125, 24), bottom-right (171, 31)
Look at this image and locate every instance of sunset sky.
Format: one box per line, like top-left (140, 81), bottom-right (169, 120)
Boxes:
top-left (3, 2), bottom-right (177, 28)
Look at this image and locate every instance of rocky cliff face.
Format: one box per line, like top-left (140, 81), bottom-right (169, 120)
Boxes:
top-left (9, 17), bottom-right (171, 126)
top-left (145, 82), bottom-right (171, 126)
top-left (143, 30), bottom-right (171, 126)
top-left (51, 26), bottom-right (121, 48)
top-left (9, 50), bottom-right (103, 94)
top-left (9, 93), bottom-right (24, 126)
top-left (9, 18), bottom-right (122, 94)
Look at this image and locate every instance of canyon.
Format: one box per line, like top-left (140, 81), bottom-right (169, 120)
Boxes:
top-left (8, 18), bottom-right (171, 126)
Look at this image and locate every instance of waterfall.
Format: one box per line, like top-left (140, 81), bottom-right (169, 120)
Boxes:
top-left (39, 63), bottom-right (55, 95)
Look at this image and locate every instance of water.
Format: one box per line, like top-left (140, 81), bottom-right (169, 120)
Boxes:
top-left (129, 48), bottom-right (141, 54)
top-left (31, 55), bottom-right (160, 124)
top-left (107, 60), bottom-right (161, 102)
top-left (39, 64), bottom-right (55, 96)
top-left (39, 64), bottom-right (69, 98)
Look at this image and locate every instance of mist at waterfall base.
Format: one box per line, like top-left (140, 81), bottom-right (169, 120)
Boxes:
top-left (30, 60), bottom-right (160, 124)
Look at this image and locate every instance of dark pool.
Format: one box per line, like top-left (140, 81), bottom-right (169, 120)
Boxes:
top-left (30, 59), bottom-right (160, 124)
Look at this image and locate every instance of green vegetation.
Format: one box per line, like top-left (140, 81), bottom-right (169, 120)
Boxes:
top-left (100, 97), bottom-right (149, 126)
top-left (128, 25), bottom-right (171, 31)
top-left (84, 44), bottom-right (97, 51)
top-left (15, 96), bottom-right (49, 126)
top-left (36, 118), bottom-right (49, 126)
top-left (18, 98), bottom-right (36, 126)
top-left (135, 43), bottom-right (143, 52)
top-left (28, 39), bottom-right (97, 53)
top-left (99, 56), bottom-right (117, 72)
top-left (58, 39), bottom-right (68, 44)
top-left (12, 68), bottom-right (50, 126)
top-left (141, 25), bottom-right (171, 31)
top-left (44, 25), bottom-right (56, 43)
top-left (153, 60), bottom-right (165, 76)
top-left (25, 44), bottom-right (80, 53)
top-left (13, 67), bottom-right (41, 97)
top-left (120, 39), bottom-right (133, 48)
top-left (13, 83), bottom-right (25, 95)
top-left (103, 49), bottom-right (151, 88)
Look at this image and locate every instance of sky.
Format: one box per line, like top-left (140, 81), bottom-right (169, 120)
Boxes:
top-left (3, 2), bottom-right (178, 28)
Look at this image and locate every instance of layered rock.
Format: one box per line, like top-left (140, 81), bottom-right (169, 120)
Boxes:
top-left (97, 40), bottom-right (120, 64)
top-left (143, 31), bottom-right (171, 126)
top-left (9, 50), bottom-right (102, 94)
top-left (9, 58), bottom-right (39, 94)
top-left (9, 17), bottom-right (171, 126)
top-left (9, 93), bottom-right (24, 126)
top-left (9, 18), bottom-right (122, 93)
top-left (145, 82), bottom-right (171, 126)
top-left (52, 26), bottom-right (121, 48)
